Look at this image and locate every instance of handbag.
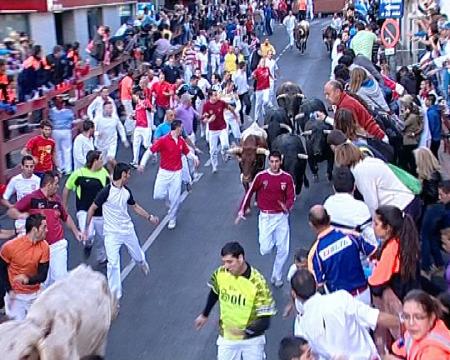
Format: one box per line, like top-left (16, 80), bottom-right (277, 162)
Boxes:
top-left (387, 163), bottom-right (422, 195)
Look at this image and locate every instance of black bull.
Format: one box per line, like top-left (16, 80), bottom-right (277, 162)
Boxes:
top-left (271, 133), bottom-right (309, 195)
top-left (297, 99), bottom-right (334, 181)
top-left (322, 25), bottom-right (337, 53)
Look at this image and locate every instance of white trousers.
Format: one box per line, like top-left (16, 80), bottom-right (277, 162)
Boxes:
top-left (287, 29), bottom-right (295, 47)
top-left (258, 212), bottom-right (290, 282)
top-left (44, 239), bottom-right (68, 288)
top-left (268, 80), bottom-right (275, 108)
top-left (181, 155), bottom-right (193, 184)
top-left (226, 117), bottom-right (241, 141)
top-left (153, 168), bottom-right (182, 221)
top-left (4, 291), bottom-right (39, 320)
top-left (217, 335), bottom-right (266, 360)
top-left (211, 54), bottom-right (221, 74)
top-left (122, 99), bottom-right (135, 134)
top-left (133, 126), bottom-right (152, 164)
top-left (307, 4), bottom-right (314, 20)
top-left (77, 211), bottom-right (107, 264)
top-left (254, 89), bottom-right (269, 125)
top-left (53, 129), bottom-right (72, 173)
top-left (104, 231), bottom-right (146, 299)
top-left (209, 129), bottom-right (230, 170)
top-left (98, 140), bottom-right (118, 163)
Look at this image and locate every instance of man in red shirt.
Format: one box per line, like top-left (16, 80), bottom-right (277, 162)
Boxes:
top-left (323, 80), bottom-right (388, 141)
top-left (202, 89), bottom-right (238, 173)
top-left (120, 69), bottom-right (135, 135)
top-left (131, 91), bottom-right (153, 167)
top-left (7, 171), bottom-right (82, 287)
top-left (138, 120), bottom-right (199, 229)
top-left (0, 214), bottom-right (49, 319)
top-left (21, 120), bottom-right (56, 177)
top-left (150, 72), bottom-right (173, 126)
top-left (236, 150), bottom-right (295, 287)
top-left (252, 58), bottom-right (272, 125)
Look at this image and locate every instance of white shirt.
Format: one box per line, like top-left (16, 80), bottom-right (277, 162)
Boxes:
top-left (266, 58), bottom-right (278, 82)
top-left (93, 114), bottom-right (127, 151)
top-left (283, 15), bottom-right (296, 31)
top-left (3, 174), bottom-right (40, 202)
top-left (295, 291), bottom-right (379, 360)
top-left (87, 96), bottom-right (117, 120)
top-left (351, 157), bottom-right (415, 217)
top-left (323, 193), bottom-right (377, 247)
top-left (232, 70), bottom-right (249, 95)
top-left (209, 40), bottom-right (221, 55)
top-left (196, 52), bottom-right (209, 74)
top-left (73, 133), bottom-right (95, 170)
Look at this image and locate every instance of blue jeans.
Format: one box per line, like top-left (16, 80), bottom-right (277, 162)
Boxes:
top-left (155, 106), bottom-right (166, 126)
top-left (421, 203), bottom-right (445, 271)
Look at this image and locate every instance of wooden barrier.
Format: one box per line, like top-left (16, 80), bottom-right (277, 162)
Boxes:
top-left (0, 55), bottom-right (132, 183)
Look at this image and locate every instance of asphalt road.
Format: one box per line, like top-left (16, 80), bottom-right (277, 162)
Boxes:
top-left (0, 18), bottom-right (334, 360)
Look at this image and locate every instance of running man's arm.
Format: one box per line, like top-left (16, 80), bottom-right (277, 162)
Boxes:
top-left (85, 203), bottom-right (98, 235)
top-left (1, 177), bottom-right (17, 209)
top-left (201, 289), bottom-right (219, 317)
top-left (64, 214), bottom-right (83, 242)
top-left (116, 117), bottom-right (128, 145)
top-left (132, 202), bottom-right (159, 225)
top-left (237, 173), bottom-right (262, 217)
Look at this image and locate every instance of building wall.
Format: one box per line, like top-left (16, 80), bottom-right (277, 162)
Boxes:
top-left (73, 8), bottom-right (90, 48)
top-left (102, 6), bottom-right (121, 33)
top-left (28, 12), bottom-right (57, 53)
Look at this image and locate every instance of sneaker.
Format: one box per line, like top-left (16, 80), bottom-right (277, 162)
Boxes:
top-left (83, 241), bottom-right (93, 259)
top-left (186, 182), bottom-right (193, 192)
top-left (212, 167), bottom-right (218, 174)
top-left (138, 261), bottom-right (150, 276)
top-left (271, 278), bottom-right (283, 288)
top-left (168, 219), bottom-right (177, 229)
top-left (129, 162), bottom-right (138, 169)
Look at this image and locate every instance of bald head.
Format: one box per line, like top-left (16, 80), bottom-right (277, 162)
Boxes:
top-left (324, 80), bottom-right (344, 106)
top-left (308, 205), bottom-right (330, 229)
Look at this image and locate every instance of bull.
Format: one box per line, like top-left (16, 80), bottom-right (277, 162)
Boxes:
top-left (228, 122), bottom-right (269, 192)
top-left (276, 82), bottom-right (304, 130)
top-left (322, 25), bottom-right (337, 54)
top-left (271, 133), bottom-right (309, 194)
top-left (295, 20), bottom-right (310, 54)
top-left (263, 108), bottom-right (294, 148)
top-left (0, 265), bottom-right (116, 360)
top-left (297, 99), bottom-right (334, 182)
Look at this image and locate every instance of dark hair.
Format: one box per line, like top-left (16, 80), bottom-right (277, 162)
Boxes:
top-left (103, 101), bottom-right (113, 108)
top-left (269, 150), bottom-right (282, 161)
top-left (86, 150), bottom-right (102, 169)
top-left (308, 206), bottom-right (330, 228)
top-left (53, 45), bottom-right (62, 54)
top-left (82, 119), bottom-right (95, 132)
top-left (40, 170), bottom-right (59, 188)
top-left (342, 48), bottom-right (355, 59)
top-left (335, 108), bottom-right (358, 140)
top-left (427, 94), bottom-right (437, 105)
top-left (334, 65), bottom-right (350, 83)
top-left (439, 180), bottom-right (450, 194)
top-left (338, 55), bottom-right (353, 67)
top-left (332, 166), bottom-right (355, 193)
top-left (291, 269), bottom-right (316, 300)
top-left (437, 292), bottom-right (450, 329)
top-left (25, 214), bottom-right (46, 234)
top-left (113, 162), bottom-right (131, 181)
top-left (40, 120), bottom-right (52, 129)
top-left (279, 336), bottom-right (309, 360)
top-left (375, 205), bottom-right (419, 281)
top-left (294, 248), bottom-right (308, 263)
top-left (404, 289), bottom-right (443, 321)
top-left (21, 155), bottom-right (34, 165)
top-left (221, 242), bottom-right (245, 258)
top-left (327, 129), bottom-right (347, 146)
top-left (355, 22), bottom-right (365, 31)
top-left (170, 119), bottom-right (183, 130)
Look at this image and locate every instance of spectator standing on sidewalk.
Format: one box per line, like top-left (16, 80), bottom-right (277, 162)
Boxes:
top-left (425, 94), bottom-right (442, 158)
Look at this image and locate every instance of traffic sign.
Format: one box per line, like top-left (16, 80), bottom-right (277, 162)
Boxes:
top-left (381, 19), bottom-right (400, 49)
top-left (378, 0), bottom-right (404, 19)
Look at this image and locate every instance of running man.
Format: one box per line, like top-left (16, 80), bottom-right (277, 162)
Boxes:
top-left (252, 59), bottom-right (272, 125)
top-left (0, 214), bottom-right (49, 320)
top-left (236, 151), bottom-right (295, 287)
top-left (85, 163), bottom-right (159, 300)
top-left (283, 11), bottom-right (297, 49)
top-left (195, 242), bottom-right (276, 360)
top-left (138, 120), bottom-right (200, 230)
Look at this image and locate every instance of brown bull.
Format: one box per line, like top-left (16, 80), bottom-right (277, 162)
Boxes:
top-left (228, 123), bottom-right (269, 191)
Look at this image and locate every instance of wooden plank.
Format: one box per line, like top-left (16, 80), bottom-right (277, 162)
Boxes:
top-left (3, 130), bottom-right (40, 153)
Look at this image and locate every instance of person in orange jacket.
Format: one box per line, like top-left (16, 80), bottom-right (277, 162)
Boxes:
top-left (384, 289), bottom-right (450, 360)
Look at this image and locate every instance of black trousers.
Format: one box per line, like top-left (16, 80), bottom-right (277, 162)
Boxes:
top-left (430, 140), bottom-right (440, 159)
top-left (239, 92), bottom-right (251, 123)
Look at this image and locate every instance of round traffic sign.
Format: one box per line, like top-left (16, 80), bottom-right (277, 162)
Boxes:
top-left (381, 18), bottom-right (400, 49)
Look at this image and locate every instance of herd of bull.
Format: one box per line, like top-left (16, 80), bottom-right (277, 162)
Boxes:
top-left (228, 81), bottom-right (334, 196)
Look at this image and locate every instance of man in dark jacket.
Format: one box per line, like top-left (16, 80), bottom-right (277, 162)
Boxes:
top-left (90, 26), bottom-right (106, 65)
top-left (46, 45), bottom-right (65, 86)
top-left (426, 94), bottom-right (442, 157)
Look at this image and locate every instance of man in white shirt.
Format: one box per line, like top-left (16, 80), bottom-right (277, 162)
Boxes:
top-left (86, 87), bottom-right (118, 121)
top-left (283, 11), bottom-right (297, 49)
top-left (323, 166), bottom-right (377, 246)
top-left (93, 102), bottom-right (129, 163)
top-left (266, 51), bottom-right (278, 108)
top-left (232, 61), bottom-right (251, 122)
top-left (73, 119), bottom-right (95, 170)
top-left (209, 35), bottom-right (222, 75)
top-left (291, 269), bottom-right (399, 360)
top-left (1, 155), bottom-right (40, 234)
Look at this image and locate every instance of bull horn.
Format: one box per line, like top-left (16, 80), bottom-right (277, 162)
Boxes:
top-left (277, 94), bottom-right (288, 100)
top-left (262, 125), bottom-right (269, 129)
top-left (295, 113), bottom-right (305, 120)
top-left (227, 147), bottom-right (243, 155)
top-left (298, 153), bottom-right (309, 160)
top-left (279, 123), bottom-right (293, 133)
top-left (323, 129), bottom-right (332, 134)
top-left (256, 147), bottom-right (270, 156)
top-left (300, 130), bottom-right (313, 136)
top-left (295, 93), bottom-right (305, 98)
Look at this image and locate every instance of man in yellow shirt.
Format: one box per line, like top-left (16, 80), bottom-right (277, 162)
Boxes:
top-left (195, 242), bottom-right (276, 359)
top-left (260, 38), bottom-right (276, 58)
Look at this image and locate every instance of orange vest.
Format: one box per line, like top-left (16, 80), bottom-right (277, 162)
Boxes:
top-left (392, 320), bottom-right (450, 360)
top-left (298, 0), bottom-right (307, 11)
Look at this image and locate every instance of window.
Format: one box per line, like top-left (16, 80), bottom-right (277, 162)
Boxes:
top-left (0, 14), bottom-right (29, 41)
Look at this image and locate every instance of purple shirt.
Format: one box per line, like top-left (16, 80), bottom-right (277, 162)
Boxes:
top-left (175, 105), bottom-right (198, 135)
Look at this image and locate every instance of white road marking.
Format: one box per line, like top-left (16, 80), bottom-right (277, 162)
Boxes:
top-left (275, 44), bottom-right (290, 62)
top-left (121, 173), bottom-right (204, 281)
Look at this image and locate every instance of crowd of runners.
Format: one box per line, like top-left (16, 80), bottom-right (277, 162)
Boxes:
top-left (1, 0), bottom-right (450, 359)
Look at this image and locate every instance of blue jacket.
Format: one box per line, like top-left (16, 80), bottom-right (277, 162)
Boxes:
top-left (427, 104), bottom-right (442, 141)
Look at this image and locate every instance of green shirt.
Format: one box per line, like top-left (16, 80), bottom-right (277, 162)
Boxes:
top-left (350, 30), bottom-right (377, 60)
top-left (209, 265), bottom-right (276, 340)
top-left (65, 167), bottom-right (110, 216)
